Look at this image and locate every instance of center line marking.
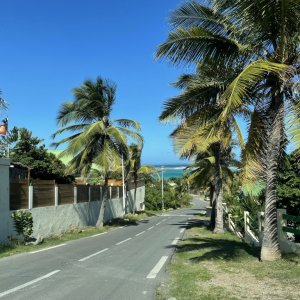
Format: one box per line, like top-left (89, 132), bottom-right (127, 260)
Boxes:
top-left (116, 238), bottom-right (132, 245)
top-left (147, 226), bottom-right (154, 230)
top-left (78, 248), bottom-right (109, 262)
top-left (136, 231), bottom-right (145, 236)
top-left (0, 270), bottom-right (60, 298)
top-left (30, 244), bottom-right (66, 254)
top-left (172, 237), bottom-right (180, 245)
top-left (146, 256), bottom-right (168, 279)
top-left (156, 222), bottom-right (161, 226)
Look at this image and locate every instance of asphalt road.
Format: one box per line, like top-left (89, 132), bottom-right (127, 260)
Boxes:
top-left (0, 196), bottom-right (206, 300)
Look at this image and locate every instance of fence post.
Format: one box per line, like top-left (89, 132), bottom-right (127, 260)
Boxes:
top-left (88, 185), bottom-right (91, 202)
top-left (74, 186), bottom-right (77, 204)
top-left (28, 185), bottom-right (33, 209)
top-left (117, 186), bottom-right (120, 198)
top-left (55, 185), bottom-right (59, 206)
top-left (244, 211), bottom-right (249, 233)
top-left (109, 185), bottom-right (112, 200)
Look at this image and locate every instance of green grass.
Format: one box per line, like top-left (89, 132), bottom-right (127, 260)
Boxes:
top-left (157, 218), bottom-right (300, 300)
top-left (0, 211), bottom-right (155, 259)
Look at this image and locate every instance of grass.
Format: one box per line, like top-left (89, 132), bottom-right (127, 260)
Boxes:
top-left (0, 211), bottom-right (154, 259)
top-left (157, 218), bottom-right (300, 300)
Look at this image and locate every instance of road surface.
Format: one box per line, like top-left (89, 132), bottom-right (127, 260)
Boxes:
top-left (0, 196), bottom-right (206, 300)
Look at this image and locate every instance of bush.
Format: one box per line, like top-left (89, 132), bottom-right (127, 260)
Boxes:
top-left (145, 180), bottom-right (191, 211)
top-left (11, 210), bottom-right (33, 243)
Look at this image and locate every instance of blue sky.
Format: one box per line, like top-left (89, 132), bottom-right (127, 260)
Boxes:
top-left (0, 0), bottom-right (201, 165)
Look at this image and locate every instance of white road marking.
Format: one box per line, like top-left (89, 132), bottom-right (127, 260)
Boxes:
top-left (161, 218), bottom-right (167, 222)
top-left (136, 231), bottom-right (145, 236)
top-left (147, 226), bottom-right (154, 231)
top-left (78, 248), bottom-right (109, 262)
top-left (116, 238), bottom-right (132, 245)
top-left (156, 222), bottom-right (161, 226)
top-left (172, 237), bottom-right (180, 245)
top-left (30, 244), bottom-right (66, 254)
top-left (180, 228), bottom-right (185, 234)
top-left (146, 256), bottom-right (168, 279)
top-left (90, 232), bottom-right (107, 237)
top-left (118, 226), bottom-right (124, 229)
top-left (0, 270), bottom-right (60, 298)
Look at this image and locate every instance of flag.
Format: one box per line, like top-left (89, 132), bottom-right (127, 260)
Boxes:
top-left (0, 118), bottom-right (8, 135)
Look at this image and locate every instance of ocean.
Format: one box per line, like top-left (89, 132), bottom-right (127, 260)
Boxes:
top-left (153, 165), bottom-right (187, 179)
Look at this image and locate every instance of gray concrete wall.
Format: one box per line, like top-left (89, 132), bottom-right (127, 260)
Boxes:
top-left (126, 186), bottom-right (145, 213)
top-left (1, 171), bottom-right (145, 240)
top-left (0, 158), bottom-right (12, 244)
top-left (31, 198), bottom-right (125, 237)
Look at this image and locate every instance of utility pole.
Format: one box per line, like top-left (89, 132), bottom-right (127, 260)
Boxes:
top-left (122, 154), bottom-right (126, 213)
top-left (161, 166), bottom-right (164, 210)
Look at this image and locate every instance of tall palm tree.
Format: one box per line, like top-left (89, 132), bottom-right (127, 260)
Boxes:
top-left (128, 143), bottom-right (158, 213)
top-left (186, 146), bottom-right (236, 228)
top-left (159, 59), bottom-right (244, 233)
top-left (157, 0), bottom-right (300, 261)
top-left (52, 77), bottom-right (143, 227)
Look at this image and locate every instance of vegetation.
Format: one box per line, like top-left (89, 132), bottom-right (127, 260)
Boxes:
top-left (145, 179), bottom-right (191, 211)
top-left (157, 217), bottom-right (300, 300)
top-left (157, 0), bottom-right (300, 261)
top-left (1, 127), bottom-right (73, 182)
top-left (52, 77), bottom-right (143, 227)
top-left (11, 210), bottom-right (33, 243)
top-left (277, 150), bottom-right (300, 216)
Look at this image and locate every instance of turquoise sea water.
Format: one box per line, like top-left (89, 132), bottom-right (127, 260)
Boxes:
top-left (154, 165), bottom-right (187, 179)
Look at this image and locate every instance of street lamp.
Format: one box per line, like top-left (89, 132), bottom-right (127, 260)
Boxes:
top-left (161, 166), bottom-right (164, 210)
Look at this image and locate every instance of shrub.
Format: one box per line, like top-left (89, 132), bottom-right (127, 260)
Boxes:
top-left (11, 210), bottom-right (33, 242)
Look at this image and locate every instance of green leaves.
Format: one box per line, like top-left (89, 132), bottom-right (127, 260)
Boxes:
top-left (53, 77), bottom-right (142, 177)
top-left (11, 210), bottom-right (33, 243)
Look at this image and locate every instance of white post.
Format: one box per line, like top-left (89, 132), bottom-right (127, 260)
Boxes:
top-left (122, 155), bottom-right (126, 212)
top-left (109, 185), bottom-right (112, 200)
top-left (74, 186), bottom-right (77, 204)
top-left (161, 166), bottom-right (164, 210)
top-left (244, 211), bottom-right (249, 233)
top-left (28, 185), bottom-right (33, 209)
top-left (54, 185), bottom-right (59, 206)
top-left (88, 185), bottom-right (91, 202)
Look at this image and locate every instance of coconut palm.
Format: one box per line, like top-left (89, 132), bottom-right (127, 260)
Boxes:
top-left (52, 77), bottom-right (143, 227)
top-left (157, 0), bottom-right (300, 261)
top-left (186, 146), bottom-right (237, 228)
top-left (159, 58), bottom-right (245, 233)
top-left (128, 143), bottom-right (158, 213)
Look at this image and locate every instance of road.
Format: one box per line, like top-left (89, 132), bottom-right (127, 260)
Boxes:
top-left (0, 196), bottom-right (206, 300)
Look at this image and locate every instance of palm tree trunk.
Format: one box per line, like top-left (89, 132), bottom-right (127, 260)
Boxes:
top-left (213, 143), bottom-right (224, 233)
top-left (260, 93), bottom-right (284, 261)
top-left (133, 173), bottom-right (138, 214)
top-left (209, 183), bottom-right (215, 207)
top-left (96, 175), bottom-right (109, 227)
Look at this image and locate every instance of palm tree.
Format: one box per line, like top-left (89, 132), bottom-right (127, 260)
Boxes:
top-left (157, 0), bottom-right (300, 261)
top-left (52, 77), bottom-right (143, 227)
top-left (159, 59), bottom-right (244, 233)
top-left (128, 143), bottom-right (158, 213)
top-left (186, 146), bottom-right (236, 228)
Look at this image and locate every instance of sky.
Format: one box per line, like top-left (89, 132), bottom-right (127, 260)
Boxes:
top-left (0, 0), bottom-right (203, 165)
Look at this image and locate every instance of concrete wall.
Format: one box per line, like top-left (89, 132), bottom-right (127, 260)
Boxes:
top-left (0, 158), bottom-right (11, 244)
top-left (2, 184), bottom-right (145, 240)
top-left (31, 198), bottom-right (125, 237)
top-left (126, 186), bottom-right (145, 213)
